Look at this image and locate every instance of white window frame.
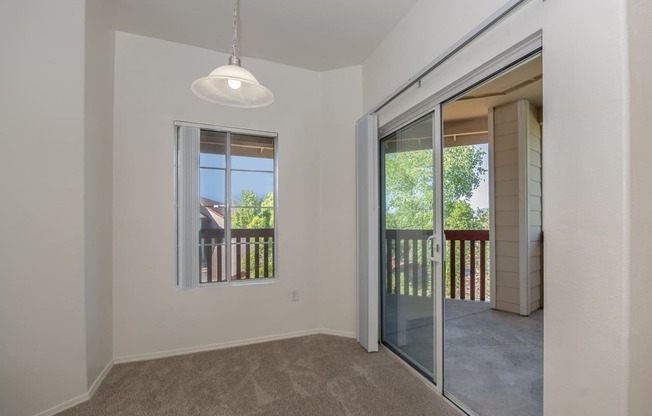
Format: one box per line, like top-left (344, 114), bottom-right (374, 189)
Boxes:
top-left (175, 121), bottom-right (278, 289)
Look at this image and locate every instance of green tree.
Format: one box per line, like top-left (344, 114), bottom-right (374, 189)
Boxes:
top-left (442, 146), bottom-right (486, 229)
top-left (475, 208), bottom-right (489, 229)
top-left (384, 145), bottom-right (487, 230)
top-left (231, 190), bottom-right (275, 278)
top-left (384, 145), bottom-right (489, 299)
top-left (385, 149), bottom-right (433, 229)
top-left (232, 190), bottom-right (274, 229)
top-left (447, 201), bottom-right (490, 230)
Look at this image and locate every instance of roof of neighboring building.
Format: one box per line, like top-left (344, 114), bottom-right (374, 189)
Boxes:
top-left (200, 196), bottom-right (224, 230)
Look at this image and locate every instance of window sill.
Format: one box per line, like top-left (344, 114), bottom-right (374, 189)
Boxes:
top-left (193, 278), bottom-right (278, 289)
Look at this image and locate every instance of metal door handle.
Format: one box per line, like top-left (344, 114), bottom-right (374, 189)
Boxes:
top-left (427, 234), bottom-right (440, 262)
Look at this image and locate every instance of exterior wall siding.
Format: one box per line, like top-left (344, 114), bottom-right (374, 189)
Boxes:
top-left (492, 102), bottom-right (520, 314)
top-left (492, 100), bottom-right (543, 315)
top-left (527, 102), bottom-right (543, 313)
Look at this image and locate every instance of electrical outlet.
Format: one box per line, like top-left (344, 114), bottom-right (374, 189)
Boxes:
top-left (291, 288), bottom-right (299, 301)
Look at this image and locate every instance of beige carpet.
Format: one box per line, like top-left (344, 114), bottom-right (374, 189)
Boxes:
top-left (58, 334), bottom-right (460, 416)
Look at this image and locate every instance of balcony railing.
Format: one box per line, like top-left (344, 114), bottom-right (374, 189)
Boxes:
top-left (199, 228), bottom-right (490, 300)
top-left (384, 229), bottom-right (490, 301)
top-left (445, 230), bottom-right (489, 301)
top-left (199, 228), bottom-right (274, 283)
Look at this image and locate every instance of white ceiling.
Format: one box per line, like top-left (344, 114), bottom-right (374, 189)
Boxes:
top-left (108, 0), bottom-right (419, 71)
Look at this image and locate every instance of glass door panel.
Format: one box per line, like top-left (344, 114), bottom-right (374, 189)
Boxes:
top-left (199, 131), bottom-right (227, 283)
top-left (380, 113), bottom-right (437, 379)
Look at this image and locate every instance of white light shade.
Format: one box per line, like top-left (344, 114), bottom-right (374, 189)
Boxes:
top-left (191, 63), bottom-right (274, 108)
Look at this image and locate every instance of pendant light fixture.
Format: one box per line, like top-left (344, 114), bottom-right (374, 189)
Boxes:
top-left (191, 0), bottom-right (274, 108)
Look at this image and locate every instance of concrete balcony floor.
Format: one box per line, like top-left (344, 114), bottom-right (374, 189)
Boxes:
top-left (444, 299), bottom-right (543, 416)
top-left (385, 298), bottom-right (543, 416)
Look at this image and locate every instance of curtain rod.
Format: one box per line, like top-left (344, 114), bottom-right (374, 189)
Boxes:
top-left (366, 0), bottom-right (533, 116)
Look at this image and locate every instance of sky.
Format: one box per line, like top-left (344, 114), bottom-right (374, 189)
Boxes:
top-left (200, 153), bottom-right (274, 205)
top-left (468, 144), bottom-right (489, 210)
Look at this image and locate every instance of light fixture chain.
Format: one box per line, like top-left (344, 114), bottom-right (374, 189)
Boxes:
top-left (231, 0), bottom-right (239, 56)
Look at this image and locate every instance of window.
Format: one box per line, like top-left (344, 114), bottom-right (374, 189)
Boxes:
top-left (176, 123), bottom-right (277, 288)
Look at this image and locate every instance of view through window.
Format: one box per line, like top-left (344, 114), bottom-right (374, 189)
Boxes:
top-left (177, 125), bottom-right (277, 288)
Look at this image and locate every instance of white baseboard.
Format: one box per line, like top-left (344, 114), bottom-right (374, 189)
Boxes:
top-left (33, 393), bottom-right (89, 416)
top-left (36, 329), bottom-right (357, 415)
top-left (319, 328), bottom-right (356, 338)
top-left (33, 360), bottom-right (113, 416)
top-left (114, 328), bottom-right (357, 364)
top-left (114, 328), bottom-right (325, 364)
top-left (88, 360), bottom-right (114, 397)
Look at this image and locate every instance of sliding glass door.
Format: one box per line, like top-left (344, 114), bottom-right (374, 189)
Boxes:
top-left (372, 37), bottom-right (544, 414)
top-left (380, 112), bottom-right (443, 381)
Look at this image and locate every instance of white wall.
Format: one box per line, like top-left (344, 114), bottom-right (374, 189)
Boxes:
top-left (0, 1), bottom-right (89, 415)
top-left (318, 66), bottom-right (363, 336)
top-left (540, 2), bottom-right (628, 413)
top-left (112, 32), bottom-right (329, 359)
top-left (363, 0), bottom-right (506, 112)
top-left (363, 0), bottom-right (632, 414)
top-left (627, 0), bottom-right (652, 413)
top-left (84, 0), bottom-right (115, 390)
top-left (0, 12), bottom-right (364, 414)
top-left (369, 2), bottom-right (544, 127)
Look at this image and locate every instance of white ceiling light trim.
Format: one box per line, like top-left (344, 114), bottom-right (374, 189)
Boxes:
top-left (191, 0), bottom-right (274, 108)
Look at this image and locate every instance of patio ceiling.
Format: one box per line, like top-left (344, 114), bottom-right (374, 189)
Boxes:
top-left (444, 56), bottom-right (543, 122)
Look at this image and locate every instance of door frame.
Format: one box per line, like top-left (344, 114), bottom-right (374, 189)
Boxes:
top-left (432, 105), bottom-right (445, 390)
top-left (357, 30), bottom-right (543, 395)
top-left (377, 110), bottom-right (444, 385)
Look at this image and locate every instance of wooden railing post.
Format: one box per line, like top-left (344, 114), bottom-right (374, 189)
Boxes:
top-left (480, 240), bottom-right (486, 301)
top-left (421, 239), bottom-right (427, 297)
top-left (460, 241), bottom-right (466, 300)
top-left (199, 228), bottom-right (274, 282)
top-left (382, 229), bottom-right (489, 301)
top-left (450, 240), bottom-right (457, 299)
top-left (444, 230), bottom-right (490, 302)
top-left (386, 235), bottom-right (393, 294)
top-left (394, 237), bottom-right (399, 294)
top-left (470, 240), bottom-right (476, 300)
